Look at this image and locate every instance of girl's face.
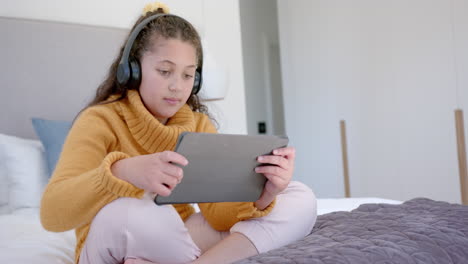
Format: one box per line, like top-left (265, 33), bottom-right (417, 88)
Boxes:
top-left (139, 37), bottom-right (198, 124)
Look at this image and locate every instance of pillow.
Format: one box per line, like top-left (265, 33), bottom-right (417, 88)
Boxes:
top-left (31, 118), bottom-right (72, 176)
top-left (0, 133), bottom-right (49, 211)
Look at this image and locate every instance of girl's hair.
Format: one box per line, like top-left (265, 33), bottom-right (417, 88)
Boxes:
top-left (81, 8), bottom-right (212, 120)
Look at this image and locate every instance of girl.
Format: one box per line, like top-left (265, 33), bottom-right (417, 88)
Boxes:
top-left (40, 2), bottom-right (317, 264)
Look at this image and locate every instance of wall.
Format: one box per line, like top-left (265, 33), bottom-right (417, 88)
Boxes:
top-left (453, 0), bottom-right (468, 202)
top-left (277, 0), bottom-right (344, 198)
top-left (0, 0), bottom-right (247, 134)
top-left (239, 0), bottom-right (285, 135)
top-left (0, 0), bottom-right (203, 33)
top-left (454, 0), bottom-right (468, 124)
top-left (277, 0), bottom-right (465, 202)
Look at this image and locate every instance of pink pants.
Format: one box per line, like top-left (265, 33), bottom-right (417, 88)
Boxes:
top-left (78, 181), bottom-right (317, 264)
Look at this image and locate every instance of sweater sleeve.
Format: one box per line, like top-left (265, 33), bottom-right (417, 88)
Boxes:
top-left (40, 108), bottom-right (144, 232)
top-left (195, 114), bottom-right (276, 231)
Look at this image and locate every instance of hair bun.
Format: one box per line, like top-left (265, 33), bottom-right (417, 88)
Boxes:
top-left (142, 2), bottom-right (170, 16)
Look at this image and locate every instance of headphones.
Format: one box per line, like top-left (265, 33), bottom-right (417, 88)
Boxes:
top-left (116, 13), bottom-right (202, 94)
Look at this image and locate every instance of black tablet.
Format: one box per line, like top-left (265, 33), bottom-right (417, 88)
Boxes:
top-left (154, 132), bottom-right (289, 205)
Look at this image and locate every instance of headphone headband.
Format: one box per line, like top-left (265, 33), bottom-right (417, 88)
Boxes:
top-left (117, 13), bottom-right (172, 85)
top-left (120, 13), bottom-right (173, 70)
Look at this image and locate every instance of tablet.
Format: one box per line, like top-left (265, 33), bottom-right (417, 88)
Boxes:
top-left (154, 132), bottom-right (289, 205)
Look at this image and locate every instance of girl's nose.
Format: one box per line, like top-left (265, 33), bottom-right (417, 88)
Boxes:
top-left (168, 76), bottom-right (181, 92)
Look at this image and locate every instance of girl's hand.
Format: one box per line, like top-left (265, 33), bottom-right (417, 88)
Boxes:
top-left (111, 151), bottom-right (188, 197)
top-left (254, 146), bottom-right (295, 210)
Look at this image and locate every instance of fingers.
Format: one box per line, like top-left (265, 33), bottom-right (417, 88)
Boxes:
top-left (272, 146), bottom-right (296, 159)
top-left (164, 174), bottom-right (180, 189)
top-left (159, 151), bottom-right (189, 166)
top-left (154, 183), bottom-right (172, 197)
top-left (157, 165), bottom-right (183, 195)
top-left (257, 155), bottom-right (289, 170)
top-left (257, 146), bottom-right (295, 168)
top-left (256, 146), bottom-right (295, 178)
top-left (255, 164), bottom-right (287, 177)
top-left (264, 173), bottom-right (289, 190)
top-left (162, 163), bottom-right (184, 183)
top-left (145, 151), bottom-right (187, 196)
top-left (255, 147), bottom-right (295, 196)
top-left (152, 175), bottom-right (179, 196)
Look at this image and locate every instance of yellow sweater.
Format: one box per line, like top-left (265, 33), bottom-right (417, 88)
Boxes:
top-left (40, 90), bottom-right (275, 263)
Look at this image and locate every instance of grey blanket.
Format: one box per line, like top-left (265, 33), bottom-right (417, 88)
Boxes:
top-left (236, 198), bottom-right (468, 264)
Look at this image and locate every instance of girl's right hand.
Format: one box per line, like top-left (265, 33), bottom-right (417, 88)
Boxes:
top-left (111, 151), bottom-right (188, 197)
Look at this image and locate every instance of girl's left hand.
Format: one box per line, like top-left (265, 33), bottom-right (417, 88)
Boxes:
top-left (255, 146), bottom-right (295, 204)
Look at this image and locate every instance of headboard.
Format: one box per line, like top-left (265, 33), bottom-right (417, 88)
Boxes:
top-left (0, 17), bottom-right (127, 139)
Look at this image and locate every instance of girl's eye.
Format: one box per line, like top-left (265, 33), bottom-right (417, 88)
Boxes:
top-left (158, 70), bottom-right (170, 76)
top-left (184, 74), bottom-right (193, 79)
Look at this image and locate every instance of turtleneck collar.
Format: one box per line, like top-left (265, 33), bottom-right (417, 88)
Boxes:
top-left (118, 90), bottom-right (196, 153)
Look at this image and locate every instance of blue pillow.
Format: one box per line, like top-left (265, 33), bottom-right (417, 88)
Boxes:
top-left (31, 118), bottom-right (72, 176)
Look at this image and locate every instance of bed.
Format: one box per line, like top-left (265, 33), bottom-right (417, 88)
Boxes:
top-left (2, 198), bottom-right (468, 264)
top-left (0, 132), bottom-right (411, 263)
top-left (2, 140), bottom-right (467, 264)
top-left (3, 129), bottom-right (465, 263)
top-left (0, 131), bottom-right (404, 264)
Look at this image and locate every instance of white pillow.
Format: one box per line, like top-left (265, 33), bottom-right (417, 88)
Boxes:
top-left (0, 133), bottom-right (49, 212)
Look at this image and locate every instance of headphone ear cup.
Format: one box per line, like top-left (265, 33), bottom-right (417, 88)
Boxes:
top-left (127, 57), bottom-right (141, 90)
top-left (116, 63), bottom-right (130, 87)
top-left (192, 69), bottom-right (202, 94)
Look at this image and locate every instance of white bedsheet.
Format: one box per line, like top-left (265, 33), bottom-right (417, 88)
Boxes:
top-left (0, 198), bottom-right (402, 263)
top-left (0, 208), bottom-right (75, 263)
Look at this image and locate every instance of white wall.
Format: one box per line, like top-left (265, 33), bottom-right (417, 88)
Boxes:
top-left (277, 0), bottom-right (344, 198)
top-left (454, 0), bottom-right (468, 127)
top-left (0, 0), bottom-right (203, 32)
top-left (0, 0), bottom-right (247, 134)
top-left (453, 0), bottom-right (468, 201)
top-left (278, 0), bottom-right (465, 202)
top-left (239, 0), bottom-right (284, 135)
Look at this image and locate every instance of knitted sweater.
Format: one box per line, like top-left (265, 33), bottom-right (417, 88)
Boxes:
top-left (39, 90), bottom-right (275, 263)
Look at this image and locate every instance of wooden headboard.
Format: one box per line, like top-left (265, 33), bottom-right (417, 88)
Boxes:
top-left (0, 17), bottom-right (127, 139)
